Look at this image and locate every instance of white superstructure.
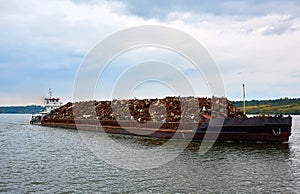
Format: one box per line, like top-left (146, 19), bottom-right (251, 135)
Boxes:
top-left (30, 89), bottom-right (63, 124)
top-left (43, 88), bottom-right (63, 113)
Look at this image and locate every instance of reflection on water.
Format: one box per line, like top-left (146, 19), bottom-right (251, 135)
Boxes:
top-left (0, 114), bottom-right (300, 193)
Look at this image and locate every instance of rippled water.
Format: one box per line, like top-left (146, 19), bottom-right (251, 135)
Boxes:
top-left (1, 114), bottom-right (300, 193)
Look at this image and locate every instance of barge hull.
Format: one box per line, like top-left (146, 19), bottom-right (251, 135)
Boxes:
top-left (42, 116), bottom-right (292, 142)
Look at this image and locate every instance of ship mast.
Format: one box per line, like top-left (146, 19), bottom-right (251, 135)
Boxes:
top-left (49, 88), bottom-right (52, 98)
top-left (242, 84), bottom-right (246, 115)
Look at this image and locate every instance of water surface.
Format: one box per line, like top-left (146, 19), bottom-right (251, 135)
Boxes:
top-left (1, 114), bottom-right (300, 193)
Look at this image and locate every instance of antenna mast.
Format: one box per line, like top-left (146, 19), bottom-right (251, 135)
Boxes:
top-left (49, 88), bottom-right (52, 98)
top-left (242, 84), bottom-right (246, 115)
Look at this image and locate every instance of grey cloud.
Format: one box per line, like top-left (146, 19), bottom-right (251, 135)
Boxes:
top-left (113, 0), bottom-right (300, 19)
top-left (262, 17), bottom-right (300, 35)
top-left (291, 73), bottom-right (300, 78)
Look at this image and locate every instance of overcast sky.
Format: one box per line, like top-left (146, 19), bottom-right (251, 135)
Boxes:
top-left (1, 0), bottom-right (300, 105)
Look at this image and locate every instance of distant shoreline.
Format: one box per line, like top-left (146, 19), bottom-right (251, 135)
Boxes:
top-left (0, 105), bottom-right (44, 114)
top-left (1, 97), bottom-right (299, 115)
top-left (234, 98), bottom-right (300, 115)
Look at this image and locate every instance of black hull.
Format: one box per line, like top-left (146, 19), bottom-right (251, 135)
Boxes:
top-left (42, 116), bottom-right (292, 142)
top-left (195, 116), bottom-right (292, 142)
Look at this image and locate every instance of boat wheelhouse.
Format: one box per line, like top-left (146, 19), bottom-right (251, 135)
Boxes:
top-left (30, 89), bottom-right (62, 125)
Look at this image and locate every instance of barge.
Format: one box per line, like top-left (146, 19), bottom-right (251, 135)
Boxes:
top-left (41, 97), bottom-right (292, 142)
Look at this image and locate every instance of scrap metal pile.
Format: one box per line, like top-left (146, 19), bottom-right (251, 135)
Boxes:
top-left (43, 97), bottom-right (245, 126)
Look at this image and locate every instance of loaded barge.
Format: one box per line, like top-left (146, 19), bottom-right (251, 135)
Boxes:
top-left (40, 97), bottom-right (292, 142)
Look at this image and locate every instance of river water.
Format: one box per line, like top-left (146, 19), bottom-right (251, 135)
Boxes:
top-left (1, 114), bottom-right (300, 193)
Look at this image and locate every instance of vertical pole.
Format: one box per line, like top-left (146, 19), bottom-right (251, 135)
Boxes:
top-left (242, 84), bottom-right (246, 115)
top-left (49, 88), bottom-right (52, 98)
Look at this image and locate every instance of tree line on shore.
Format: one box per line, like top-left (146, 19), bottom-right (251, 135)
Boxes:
top-left (0, 105), bottom-right (44, 114)
top-left (233, 97), bottom-right (300, 115)
top-left (1, 97), bottom-right (299, 115)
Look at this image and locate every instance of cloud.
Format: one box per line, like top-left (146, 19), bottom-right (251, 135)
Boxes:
top-left (118, 0), bottom-right (300, 18)
top-left (1, 0), bottom-right (300, 105)
top-left (161, 11), bottom-right (300, 99)
top-left (0, 0), bottom-right (146, 105)
top-left (261, 16), bottom-right (300, 35)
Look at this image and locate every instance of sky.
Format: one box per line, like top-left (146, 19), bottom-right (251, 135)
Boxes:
top-left (0, 0), bottom-right (300, 105)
